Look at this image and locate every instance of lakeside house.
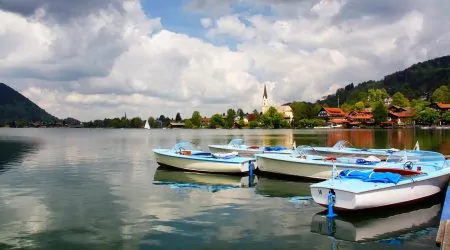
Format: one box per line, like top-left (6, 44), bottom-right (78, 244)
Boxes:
top-left (317, 105), bottom-right (417, 127)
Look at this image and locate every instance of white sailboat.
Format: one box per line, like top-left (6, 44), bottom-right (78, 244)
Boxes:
top-left (144, 120), bottom-right (151, 130)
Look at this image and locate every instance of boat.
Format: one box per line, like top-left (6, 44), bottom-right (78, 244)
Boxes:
top-left (153, 142), bottom-right (256, 174)
top-left (310, 140), bottom-right (402, 157)
top-left (144, 120), bottom-right (151, 130)
top-left (153, 166), bottom-right (257, 191)
top-left (208, 138), bottom-right (292, 156)
top-left (255, 146), bottom-right (393, 180)
top-left (310, 150), bottom-right (450, 210)
top-left (310, 199), bottom-right (441, 242)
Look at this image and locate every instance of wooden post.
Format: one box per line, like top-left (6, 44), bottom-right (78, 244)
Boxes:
top-left (437, 185), bottom-right (450, 249)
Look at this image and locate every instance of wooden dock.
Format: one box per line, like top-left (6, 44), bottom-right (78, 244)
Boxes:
top-left (436, 185), bottom-right (450, 249)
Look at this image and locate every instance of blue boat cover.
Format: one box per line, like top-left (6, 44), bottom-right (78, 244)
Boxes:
top-left (355, 158), bottom-right (379, 165)
top-left (263, 146), bottom-right (287, 151)
top-left (339, 169), bottom-right (402, 184)
top-left (191, 152), bottom-right (213, 157)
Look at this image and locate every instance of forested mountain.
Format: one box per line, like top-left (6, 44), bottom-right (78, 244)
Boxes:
top-left (0, 83), bottom-right (58, 124)
top-left (321, 55), bottom-right (450, 106)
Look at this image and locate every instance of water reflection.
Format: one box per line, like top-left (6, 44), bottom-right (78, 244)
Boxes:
top-left (310, 198), bottom-right (441, 243)
top-left (0, 138), bottom-right (40, 173)
top-left (255, 176), bottom-right (313, 198)
top-left (153, 166), bottom-right (257, 192)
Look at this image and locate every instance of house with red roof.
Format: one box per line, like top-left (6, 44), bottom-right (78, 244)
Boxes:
top-left (387, 106), bottom-right (415, 125)
top-left (429, 102), bottom-right (450, 113)
top-left (317, 107), bottom-right (346, 121)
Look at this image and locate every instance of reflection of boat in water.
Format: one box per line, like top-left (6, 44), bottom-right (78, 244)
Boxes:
top-left (255, 176), bottom-right (313, 198)
top-left (310, 199), bottom-right (442, 242)
top-left (153, 166), bottom-right (257, 192)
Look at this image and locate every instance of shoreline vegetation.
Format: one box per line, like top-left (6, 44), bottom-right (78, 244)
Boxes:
top-left (1, 55), bottom-right (450, 129)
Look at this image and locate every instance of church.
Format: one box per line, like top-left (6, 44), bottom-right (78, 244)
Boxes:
top-left (261, 84), bottom-right (294, 123)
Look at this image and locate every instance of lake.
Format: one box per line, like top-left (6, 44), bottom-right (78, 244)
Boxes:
top-left (0, 127), bottom-right (448, 249)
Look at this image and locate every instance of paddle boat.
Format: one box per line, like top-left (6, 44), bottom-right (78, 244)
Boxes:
top-left (308, 140), bottom-right (403, 157)
top-left (255, 145), bottom-right (392, 180)
top-left (153, 142), bottom-right (256, 174)
top-left (208, 138), bottom-right (292, 156)
top-left (310, 150), bottom-right (450, 210)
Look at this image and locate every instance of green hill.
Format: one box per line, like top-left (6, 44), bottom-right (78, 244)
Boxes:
top-left (0, 82), bottom-right (58, 124)
top-left (321, 55), bottom-right (450, 106)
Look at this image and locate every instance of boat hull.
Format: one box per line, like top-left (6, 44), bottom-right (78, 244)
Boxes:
top-left (311, 173), bottom-right (450, 210)
top-left (256, 154), bottom-right (374, 180)
top-left (153, 149), bottom-right (254, 174)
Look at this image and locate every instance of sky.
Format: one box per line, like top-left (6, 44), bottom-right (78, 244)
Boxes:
top-left (1, 0), bottom-right (450, 121)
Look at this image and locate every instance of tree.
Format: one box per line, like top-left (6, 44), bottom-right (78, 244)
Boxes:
top-left (237, 108), bottom-right (245, 119)
top-left (290, 101), bottom-right (310, 121)
top-left (368, 88), bottom-right (388, 105)
top-left (148, 116), bottom-right (157, 128)
top-left (372, 101), bottom-right (388, 125)
top-left (175, 112), bottom-right (182, 122)
top-left (442, 112), bottom-right (450, 125)
top-left (225, 108), bottom-right (236, 129)
top-left (415, 108), bottom-right (440, 125)
top-left (252, 109), bottom-right (260, 121)
top-left (354, 101), bottom-right (365, 111)
top-left (432, 85), bottom-right (450, 103)
top-left (410, 99), bottom-right (430, 113)
top-left (130, 117), bottom-right (143, 128)
top-left (184, 119), bottom-right (193, 128)
top-left (391, 92), bottom-right (410, 107)
top-left (309, 103), bottom-right (322, 119)
top-left (248, 121), bottom-right (259, 128)
top-left (340, 103), bottom-right (353, 112)
top-left (262, 106), bottom-right (284, 128)
top-left (209, 114), bottom-right (224, 128)
top-left (191, 111), bottom-right (202, 128)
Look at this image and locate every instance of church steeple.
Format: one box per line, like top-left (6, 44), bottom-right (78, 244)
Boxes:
top-left (262, 84), bottom-right (268, 113)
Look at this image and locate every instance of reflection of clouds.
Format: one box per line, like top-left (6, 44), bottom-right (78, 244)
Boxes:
top-left (0, 128), bottom-right (443, 249)
top-left (0, 188), bottom-right (50, 248)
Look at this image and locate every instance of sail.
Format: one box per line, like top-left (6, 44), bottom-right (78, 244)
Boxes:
top-left (144, 120), bottom-right (150, 129)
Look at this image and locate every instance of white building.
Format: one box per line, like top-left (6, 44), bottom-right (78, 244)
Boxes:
top-left (261, 84), bottom-right (293, 122)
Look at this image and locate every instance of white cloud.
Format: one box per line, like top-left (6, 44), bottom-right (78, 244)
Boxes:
top-left (200, 18), bottom-right (212, 28)
top-left (1, 0), bottom-right (450, 121)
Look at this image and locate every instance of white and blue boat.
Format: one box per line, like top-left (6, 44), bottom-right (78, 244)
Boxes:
top-left (256, 147), bottom-right (391, 180)
top-left (208, 138), bottom-right (292, 156)
top-left (153, 142), bottom-right (256, 174)
top-left (308, 140), bottom-right (403, 157)
top-left (310, 150), bottom-right (450, 210)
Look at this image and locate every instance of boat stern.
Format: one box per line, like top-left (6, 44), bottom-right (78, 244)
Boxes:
top-left (310, 181), bottom-right (357, 210)
top-left (239, 160), bottom-right (257, 173)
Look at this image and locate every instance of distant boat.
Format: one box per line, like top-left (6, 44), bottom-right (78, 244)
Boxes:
top-left (144, 120), bottom-right (151, 130)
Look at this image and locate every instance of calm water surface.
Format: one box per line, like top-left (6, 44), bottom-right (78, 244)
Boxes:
top-left (0, 128), bottom-right (448, 250)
